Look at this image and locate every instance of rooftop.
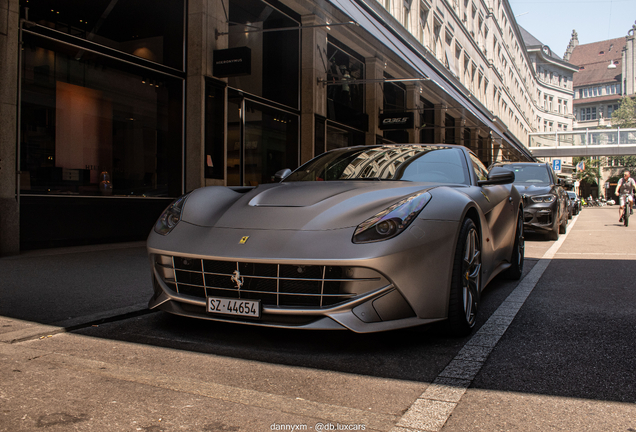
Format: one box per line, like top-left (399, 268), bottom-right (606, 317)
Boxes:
top-left (568, 37), bottom-right (625, 87)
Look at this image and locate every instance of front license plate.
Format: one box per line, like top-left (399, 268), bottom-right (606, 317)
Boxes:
top-left (206, 297), bottom-right (261, 318)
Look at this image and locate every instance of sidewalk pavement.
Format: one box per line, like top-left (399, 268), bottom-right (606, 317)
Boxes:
top-left (0, 241), bottom-right (152, 343)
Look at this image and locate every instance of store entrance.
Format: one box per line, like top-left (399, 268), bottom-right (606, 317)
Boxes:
top-left (226, 90), bottom-right (299, 186)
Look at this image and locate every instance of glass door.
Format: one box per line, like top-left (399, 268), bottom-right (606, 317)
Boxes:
top-left (226, 90), bottom-right (299, 186)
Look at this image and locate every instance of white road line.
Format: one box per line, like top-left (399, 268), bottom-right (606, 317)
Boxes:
top-left (390, 215), bottom-right (579, 432)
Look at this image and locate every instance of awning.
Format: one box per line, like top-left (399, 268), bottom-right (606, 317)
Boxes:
top-left (328, 0), bottom-right (533, 159)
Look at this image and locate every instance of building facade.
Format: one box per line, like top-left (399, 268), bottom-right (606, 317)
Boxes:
top-left (567, 26), bottom-right (636, 129)
top-left (1, 0), bottom-right (563, 255)
top-left (515, 26), bottom-right (576, 175)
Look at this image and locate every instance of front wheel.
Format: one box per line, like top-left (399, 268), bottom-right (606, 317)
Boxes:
top-left (624, 207), bottom-right (630, 227)
top-left (447, 219), bottom-right (481, 337)
top-left (501, 212), bottom-right (524, 280)
top-left (548, 218), bottom-right (559, 240)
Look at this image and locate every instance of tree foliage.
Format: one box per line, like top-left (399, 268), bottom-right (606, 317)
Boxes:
top-left (611, 96), bottom-right (636, 128)
top-left (608, 156), bottom-right (636, 174)
top-left (573, 157), bottom-right (601, 186)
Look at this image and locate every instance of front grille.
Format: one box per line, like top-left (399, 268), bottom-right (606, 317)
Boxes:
top-left (155, 256), bottom-right (384, 308)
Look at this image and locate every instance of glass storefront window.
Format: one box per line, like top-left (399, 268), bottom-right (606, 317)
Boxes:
top-left (420, 97), bottom-right (435, 143)
top-left (227, 92), bottom-right (299, 186)
top-left (383, 77), bottom-right (408, 143)
top-left (326, 40), bottom-right (367, 131)
top-left (227, 0), bottom-right (299, 109)
top-left (20, 36), bottom-right (183, 197)
top-left (445, 114), bottom-right (456, 144)
top-left (326, 124), bottom-right (365, 151)
top-left (23, 0), bottom-right (185, 70)
top-left (205, 80), bottom-right (226, 180)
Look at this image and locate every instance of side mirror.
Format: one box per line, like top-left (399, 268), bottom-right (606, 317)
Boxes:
top-left (274, 168), bottom-right (292, 182)
top-left (478, 166), bottom-right (515, 186)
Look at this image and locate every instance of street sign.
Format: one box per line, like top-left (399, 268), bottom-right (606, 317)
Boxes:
top-left (552, 159), bottom-right (562, 173)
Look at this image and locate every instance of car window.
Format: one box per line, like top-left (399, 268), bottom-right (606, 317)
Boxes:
top-left (394, 148), bottom-right (468, 184)
top-left (502, 165), bottom-right (551, 185)
top-left (469, 154), bottom-right (488, 182)
top-left (548, 165), bottom-right (559, 184)
top-left (284, 145), bottom-right (469, 184)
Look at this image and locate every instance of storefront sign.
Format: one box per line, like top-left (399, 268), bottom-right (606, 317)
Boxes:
top-left (213, 47), bottom-right (251, 77)
top-left (379, 112), bottom-right (414, 130)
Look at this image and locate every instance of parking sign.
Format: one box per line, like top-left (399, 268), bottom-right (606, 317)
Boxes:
top-left (553, 159), bottom-right (562, 173)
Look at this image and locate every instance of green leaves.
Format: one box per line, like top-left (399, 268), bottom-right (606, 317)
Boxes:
top-left (611, 97), bottom-right (636, 129)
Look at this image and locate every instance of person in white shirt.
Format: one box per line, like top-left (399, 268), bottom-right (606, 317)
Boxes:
top-left (615, 170), bottom-right (636, 222)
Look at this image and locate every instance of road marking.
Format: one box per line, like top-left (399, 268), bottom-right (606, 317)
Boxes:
top-left (556, 252), bottom-right (636, 256)
top-left (391, 215), bottom-right (579, 432)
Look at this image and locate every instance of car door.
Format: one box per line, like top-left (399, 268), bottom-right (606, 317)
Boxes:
top-left (468, 154), bottom-right (516, 267)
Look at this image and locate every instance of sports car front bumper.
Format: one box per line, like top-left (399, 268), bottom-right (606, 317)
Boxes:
top-left (147, 218), bottom-right (459, 333)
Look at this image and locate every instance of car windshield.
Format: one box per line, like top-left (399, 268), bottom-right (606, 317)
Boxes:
top-left (502, 165), bottom-right (551, 185)
top-left (567, 192), bottom-right (577, 199)
top-left (283, 145), bottom-right (469, 184)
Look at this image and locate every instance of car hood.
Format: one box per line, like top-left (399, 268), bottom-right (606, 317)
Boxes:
top-left (181, 181), bottom-right (439, 231)
top-left (514, 184), bottom-right (553, 196)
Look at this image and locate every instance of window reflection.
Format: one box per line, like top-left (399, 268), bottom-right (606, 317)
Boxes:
top-left (20, 37), bottom-right (183, 197)
top-left (227, 0), bottom-right (299, 109)
top-left (326, 40), bottom-right (366, 131)
top-left (227, 94), bottom-right (299, 186)
top-left (24, 0), bottom-right (185, 70)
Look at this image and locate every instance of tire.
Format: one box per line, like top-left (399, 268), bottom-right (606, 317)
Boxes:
top-left (559, 215), bottom-right (567, 234)
top-left (501, 212), bottom-right (524, 280)
top-left (447, 219), bottom-right (481, 337)
top-left (624, 208), bottom-right (629, 227)
top-left (548, 219), bottom-right (559, 240)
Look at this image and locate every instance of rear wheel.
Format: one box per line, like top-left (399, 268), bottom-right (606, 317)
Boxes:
top-left (447, 219), bottom-right (481, 337)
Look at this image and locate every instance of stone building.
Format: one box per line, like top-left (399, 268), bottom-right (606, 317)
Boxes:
top-left (1, 0), bottom-right (563, 255)
top-left (567, 26), bottom-right (636, 129)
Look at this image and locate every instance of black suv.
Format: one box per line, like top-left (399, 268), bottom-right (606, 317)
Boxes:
top-left (567, 191), bottom-right (581, 215)
top-left (492, 162), bottom-right (569, 240)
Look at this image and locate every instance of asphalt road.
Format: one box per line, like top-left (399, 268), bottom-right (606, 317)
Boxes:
top-left (0, 207), bottom-right (635, 431)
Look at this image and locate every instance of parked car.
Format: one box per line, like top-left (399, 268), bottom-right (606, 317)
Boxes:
top-left (491, 162), bottom-right (569, 240)
top-left (567, 191), bottom-right (581, 215)
top-left (148, 144), bottom-right (524, 336)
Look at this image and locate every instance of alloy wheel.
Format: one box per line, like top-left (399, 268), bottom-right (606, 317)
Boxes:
top-left (462, 227), bottom-right (481, 326)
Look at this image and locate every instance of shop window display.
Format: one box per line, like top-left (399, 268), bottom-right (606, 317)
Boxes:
top-left (20, 37), bottom-right (183, 197)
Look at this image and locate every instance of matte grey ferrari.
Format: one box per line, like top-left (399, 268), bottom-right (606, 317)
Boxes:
top-left (147, 144), bottom-right (524, 335)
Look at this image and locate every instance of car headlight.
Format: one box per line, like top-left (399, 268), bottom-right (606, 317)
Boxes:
top-left (154, 194), bottom-right (190, 235)
top-left (353, 192), bottom-right (432, 244)
top-left (531, 194), bottom-right (556, 203)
